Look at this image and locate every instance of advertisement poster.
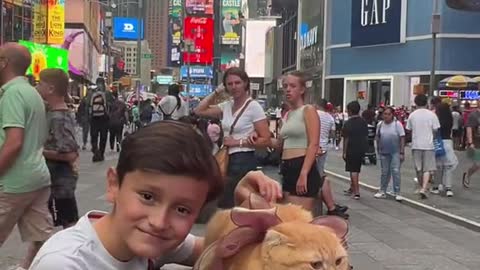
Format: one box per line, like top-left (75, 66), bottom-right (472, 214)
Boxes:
top-left (33, 1), bottom-right (47, 44)
top-left (221, 0), bottom-right (241, 45)
top-left (186, 0), bottom-right (213, 15)
top-left (113, 17), bottom-right (144, 40)
top-left (169, 0), bottom-right (183, 45)
top-left (47, 0), bottom-right (65, 45)
top-left (183, 17), bottom-right (214, 65)
top-left (19, 40), bottom-right (68, 80)
top-left (170, 45), bottom-right (181, 66)
top-left (220, 51), bottom-right (239, 71)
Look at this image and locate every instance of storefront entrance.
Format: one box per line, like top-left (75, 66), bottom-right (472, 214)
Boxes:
top-left (344, 77), bottom-right (392, 111)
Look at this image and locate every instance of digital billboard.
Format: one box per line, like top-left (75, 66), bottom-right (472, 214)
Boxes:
top-left (113, 17), bottom-right (144, 40)
top-left (19, 40), bottom-right (69, 80)
top-left (221, 0), bottom-right (242, 45)
top-left (186, 0), bottom-right (214, 15)
top-left (183, 17), bottom-right (214, 65)
top-left (169, 0), bottom-right (183, 45)
top-left (180, 65), bottom-right (213, 79)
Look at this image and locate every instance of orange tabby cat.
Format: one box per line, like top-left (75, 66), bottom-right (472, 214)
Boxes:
top-left (195, 195), bottom-right (349, 270)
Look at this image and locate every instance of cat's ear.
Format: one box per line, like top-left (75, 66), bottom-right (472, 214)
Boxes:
top-left (263, 229), bottom-right (290, 247)
top-left (230, 207), bottom-right (281, 229)
top-left (239, 193), bottom-right (272, 209)
top-left (310, 216), bottom-right (349, 240)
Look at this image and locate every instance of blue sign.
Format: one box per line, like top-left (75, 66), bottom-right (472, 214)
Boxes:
top-left (351, 0), bottom-right (405, 47)
top-left (180, 66), bottom-right (214, 79)
top-left (113, 17), bottom-right (144, 40)
top-left (182, 84), bottom-right (212, 97)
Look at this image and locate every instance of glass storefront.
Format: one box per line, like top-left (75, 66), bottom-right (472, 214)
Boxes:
top-left (2, 1), bottom-right (32, 43)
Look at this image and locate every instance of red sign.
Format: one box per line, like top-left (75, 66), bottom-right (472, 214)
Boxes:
top-left (183, 17), bottom-right (214, 65)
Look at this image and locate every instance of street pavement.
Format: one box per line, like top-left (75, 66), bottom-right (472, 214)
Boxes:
top-left (1, 150), bottom-right (480, 270)
top-left (323, 146), bottom-right (480, 225)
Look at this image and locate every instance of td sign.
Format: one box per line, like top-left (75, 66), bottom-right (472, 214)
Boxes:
top-left (351, 0), bottom-right (406, 47)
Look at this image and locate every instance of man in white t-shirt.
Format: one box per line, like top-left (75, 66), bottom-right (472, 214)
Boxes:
top-left (316, 99), bottom-right (349, 219)
top-left (406, 94), bottom-right (440, 199)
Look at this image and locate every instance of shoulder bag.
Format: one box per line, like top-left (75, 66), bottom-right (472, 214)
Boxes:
top-left (215, 99), bottom-right (253, 179)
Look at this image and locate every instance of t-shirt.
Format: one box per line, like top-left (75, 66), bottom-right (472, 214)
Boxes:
top-left (0, 77), bottom-right (50, 193)
top-left (452, 111), bottom-right (461, 130)
top-left (406, 108), bottom-right (440, 150)
top-left (466, 110), bottom-right (480, 149)
top-left (317, 110), bottom-right (335, 149)
top-left (342, 116), bottom-right (368, 155)
top-left (158, 96), bottom-right (188, 120)
top-left (29, 211), bottom-right (196, 270)
top-left (376, 120), bottom-right (405, 154)
top-left (218, 99), bottom-right (266, 154)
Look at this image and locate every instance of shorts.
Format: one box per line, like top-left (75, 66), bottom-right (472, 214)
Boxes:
top-left (316, 152), bottom-right (328, 178)
top-left (412, 149), bottom-right (436, 173)
top-left (345, 152), bottom-right (364, 173)
top-left (0, 187), bottom-right (54, 244)
top-left (280, 156), bottom-right (323, 198)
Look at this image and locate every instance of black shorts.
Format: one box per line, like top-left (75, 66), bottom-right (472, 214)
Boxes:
top-left (280, 156), bottom-right (323, 198)
top-left (345, 152), bottom-right (364, 173)
top-left (48, 196), bottom-right (79, 227)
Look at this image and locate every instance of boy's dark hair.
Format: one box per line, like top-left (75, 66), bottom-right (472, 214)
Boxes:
top-left (39, 68), bottom-right (69, 97)
top-left (347, 101), bottom-right (361, 115)
top-left (414, 94), bottom-right (428, 107)
top-left (116, 121), bottom-right (223, 202)
top-left (318, 98), bottom-right (328, 109)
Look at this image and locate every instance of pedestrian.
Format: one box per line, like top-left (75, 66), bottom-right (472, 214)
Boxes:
top-left (431, 102), bottom-right (457, 197)
top-left (462, 98), bottom-right (480, 188)
top-left (88, 79), bottom-right (113, 162)
top-left (29, 121), bottom-right (282, 269)
top-left (451, 105), bottom-right (463, 150)
top-left (131, 100), bottom-right (141, 131)
top-left (374, 107), bottom-right (405, 201)
top-left (342, 101), bottom-right (368, 200)
top-left (0, 42), bottom-right (52, 270)
top-left (159, 83), bottom-right (189, 120)
top-left (108, 92), bottom-right (128, 152)
top-left (139, 99), bottom-right (153, 127)
top-left (76, 94), bottom-right (90, 150)
top-left (194, 67), bottom-right (271, 209)
top-left (406, 94), bottom-right (440, 199)
top-left (37, 68), bottom-right (80, 228)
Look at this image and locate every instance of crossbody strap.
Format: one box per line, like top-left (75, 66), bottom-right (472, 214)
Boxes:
top-left (229, 99), bottom-right (253, 136)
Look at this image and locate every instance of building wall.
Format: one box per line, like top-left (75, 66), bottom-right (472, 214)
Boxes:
top-left (65, 0), bottom-right (102, 53)
top-left (2, 1), bottom-right (33, 43)
top-left (146, 0), bottom-right (169, 72)
top-left (114, 40), bottom-right (152, 86)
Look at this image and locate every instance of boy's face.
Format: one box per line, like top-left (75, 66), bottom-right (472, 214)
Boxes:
top-left (106, 169), bottom-right (209, 259)
top-left (36, 80), bottom-right (55, 101)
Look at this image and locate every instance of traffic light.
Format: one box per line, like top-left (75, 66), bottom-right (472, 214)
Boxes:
top-left (446, 0), bottom-right (480, 11)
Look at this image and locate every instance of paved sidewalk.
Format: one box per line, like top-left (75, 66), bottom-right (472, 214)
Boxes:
top-left (324, 147), bottom-right (480, 224)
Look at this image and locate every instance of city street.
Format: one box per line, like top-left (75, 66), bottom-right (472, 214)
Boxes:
top-left (1, 150), bottom-right (480, 270)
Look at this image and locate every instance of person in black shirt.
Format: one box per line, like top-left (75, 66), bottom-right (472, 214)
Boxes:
top-left (342, 101), bottom-right (368, 200)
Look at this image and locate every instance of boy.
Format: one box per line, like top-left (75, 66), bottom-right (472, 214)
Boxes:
top-left (342, 101), bottom-right (368, 200)
top-left (37, 68), bottom-right (80, 229)
top-left (29, 121), bottom-right (281, 269)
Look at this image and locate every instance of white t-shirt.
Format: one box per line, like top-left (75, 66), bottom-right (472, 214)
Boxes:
top-left (317, 110), bottom-right (335, 149)
top-left (218, 99), bottom-right (266, 154)
top-left (158, 96), bottom-right (189, 120)
top-left (452, 111), bottom-right (461, 130)
top-left (29, 211), bottom-right (196, 270)
top-left (406, 108), bottom-right (440, 150)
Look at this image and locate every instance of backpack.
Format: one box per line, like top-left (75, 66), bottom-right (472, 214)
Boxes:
top-left (158, 99), bottom-right (179, 121)
top-left (90, 91), bottom-right (108, 118)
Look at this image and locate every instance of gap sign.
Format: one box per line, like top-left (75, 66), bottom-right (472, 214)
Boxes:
top-left (351, 0), bottom-right (405, 47)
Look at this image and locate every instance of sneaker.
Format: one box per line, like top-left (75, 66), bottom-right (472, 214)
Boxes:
top-left (430, 187), bottom-right (440, 195)
top-left (334, 204), bottom-right (349, 213)
top-left (116, 142), bottom-right (121, 152)
top-left (446, 189), bottom-right (454, 197)
top-left (374, 191), bottom-right (386, 199)
top-left (327, 207), bottom-right (350, 219)
top-left (419, 190), bottom-right (428, 199)
top-left (394, 194), bottom-right (403, 202)
top-left (344, 189), bottom-right (353, 196)
top-left (462, 172), bottom-right (470, 188)
top-left (353, 194), bottom-right (360, 200)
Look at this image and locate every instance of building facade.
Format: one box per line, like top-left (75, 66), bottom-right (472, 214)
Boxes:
top-left (146, 0), bottom-right (169, 72)
top-left (114, 40), bottom-right (152, 86)
top-left (324, 0), bottom-right (480, 109)
top-left (1, 0), bottom-right (33, 44)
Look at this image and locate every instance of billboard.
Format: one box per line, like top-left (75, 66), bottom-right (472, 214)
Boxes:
top-left (351, 0), bottom-right (407, 47)
top-left (221, 0), bottom-right (242, 45)
top-left (186, 0), bottom-right (214, 15)
top-left (169, 0), bottom-right (183, 45)
top-left (113, 17), bottom-right (144, 40)
top-left (19, 40), bottom-right (69, 80)
top-left (32, 0), bottom-right (65, 45)
top-left (170, 45), bottom-right (182, 66)
top-left (183, 17), bottom-right (214, 65)
top-left (220, 51), bottom-right (240, 71)
top-left (184, 84), bottom-right (213, 97)
top-left (245, 20), bottom-right (276, 78)
top-left (180, 65), bottom-right (214, 79)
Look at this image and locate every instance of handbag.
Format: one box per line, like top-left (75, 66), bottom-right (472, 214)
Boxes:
top-left (215, 99), bottom-right (253, 179)
top-left (434, 133), bottom-right (446, 157)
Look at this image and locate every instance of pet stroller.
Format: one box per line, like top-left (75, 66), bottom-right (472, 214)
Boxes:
top-left (363, 122), bottom-right (377, 165)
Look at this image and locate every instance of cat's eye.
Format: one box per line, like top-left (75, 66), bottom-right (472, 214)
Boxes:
top-left (335, 258), bottom-right (343, 266)
top-left (310, 261), bottom-right (323, 269)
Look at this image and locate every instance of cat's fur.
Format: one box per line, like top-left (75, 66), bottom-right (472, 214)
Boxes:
top-left (196, 199), bottom-right (349, 270)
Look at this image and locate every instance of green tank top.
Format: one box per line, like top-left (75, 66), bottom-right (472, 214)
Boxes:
top-left (280, 106), bottom-right (308, 149)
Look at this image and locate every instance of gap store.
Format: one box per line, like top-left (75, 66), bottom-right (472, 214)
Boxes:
top-left (323, 0), bottom-right (480, 109)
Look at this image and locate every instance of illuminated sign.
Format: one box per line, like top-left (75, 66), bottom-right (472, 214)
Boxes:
top-left (183, 17), bottom-right (214, 65)
top-left (113, 17), bottom-right (144, 40)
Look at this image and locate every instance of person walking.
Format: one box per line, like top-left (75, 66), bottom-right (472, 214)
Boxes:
top-left (0, 42), bottom-right (53, 270)
top-left (76, 95), bottom-right (90, 150)
top-left (374, 107), bottom-right (405, 201)
top-left (88, 78), bottom-right (113, 162)
top-left (158, 83), bottom-right (189, 120)
top-left (463, 99), bottom-right (480, 188)
top-left (108, 92), bottom-right (128, 152)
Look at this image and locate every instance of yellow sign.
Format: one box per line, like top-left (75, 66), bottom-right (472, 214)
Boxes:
top-left (47, 3), bottom-right (65, 45)
top-left (33, 3), bottom-right (47, 44)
